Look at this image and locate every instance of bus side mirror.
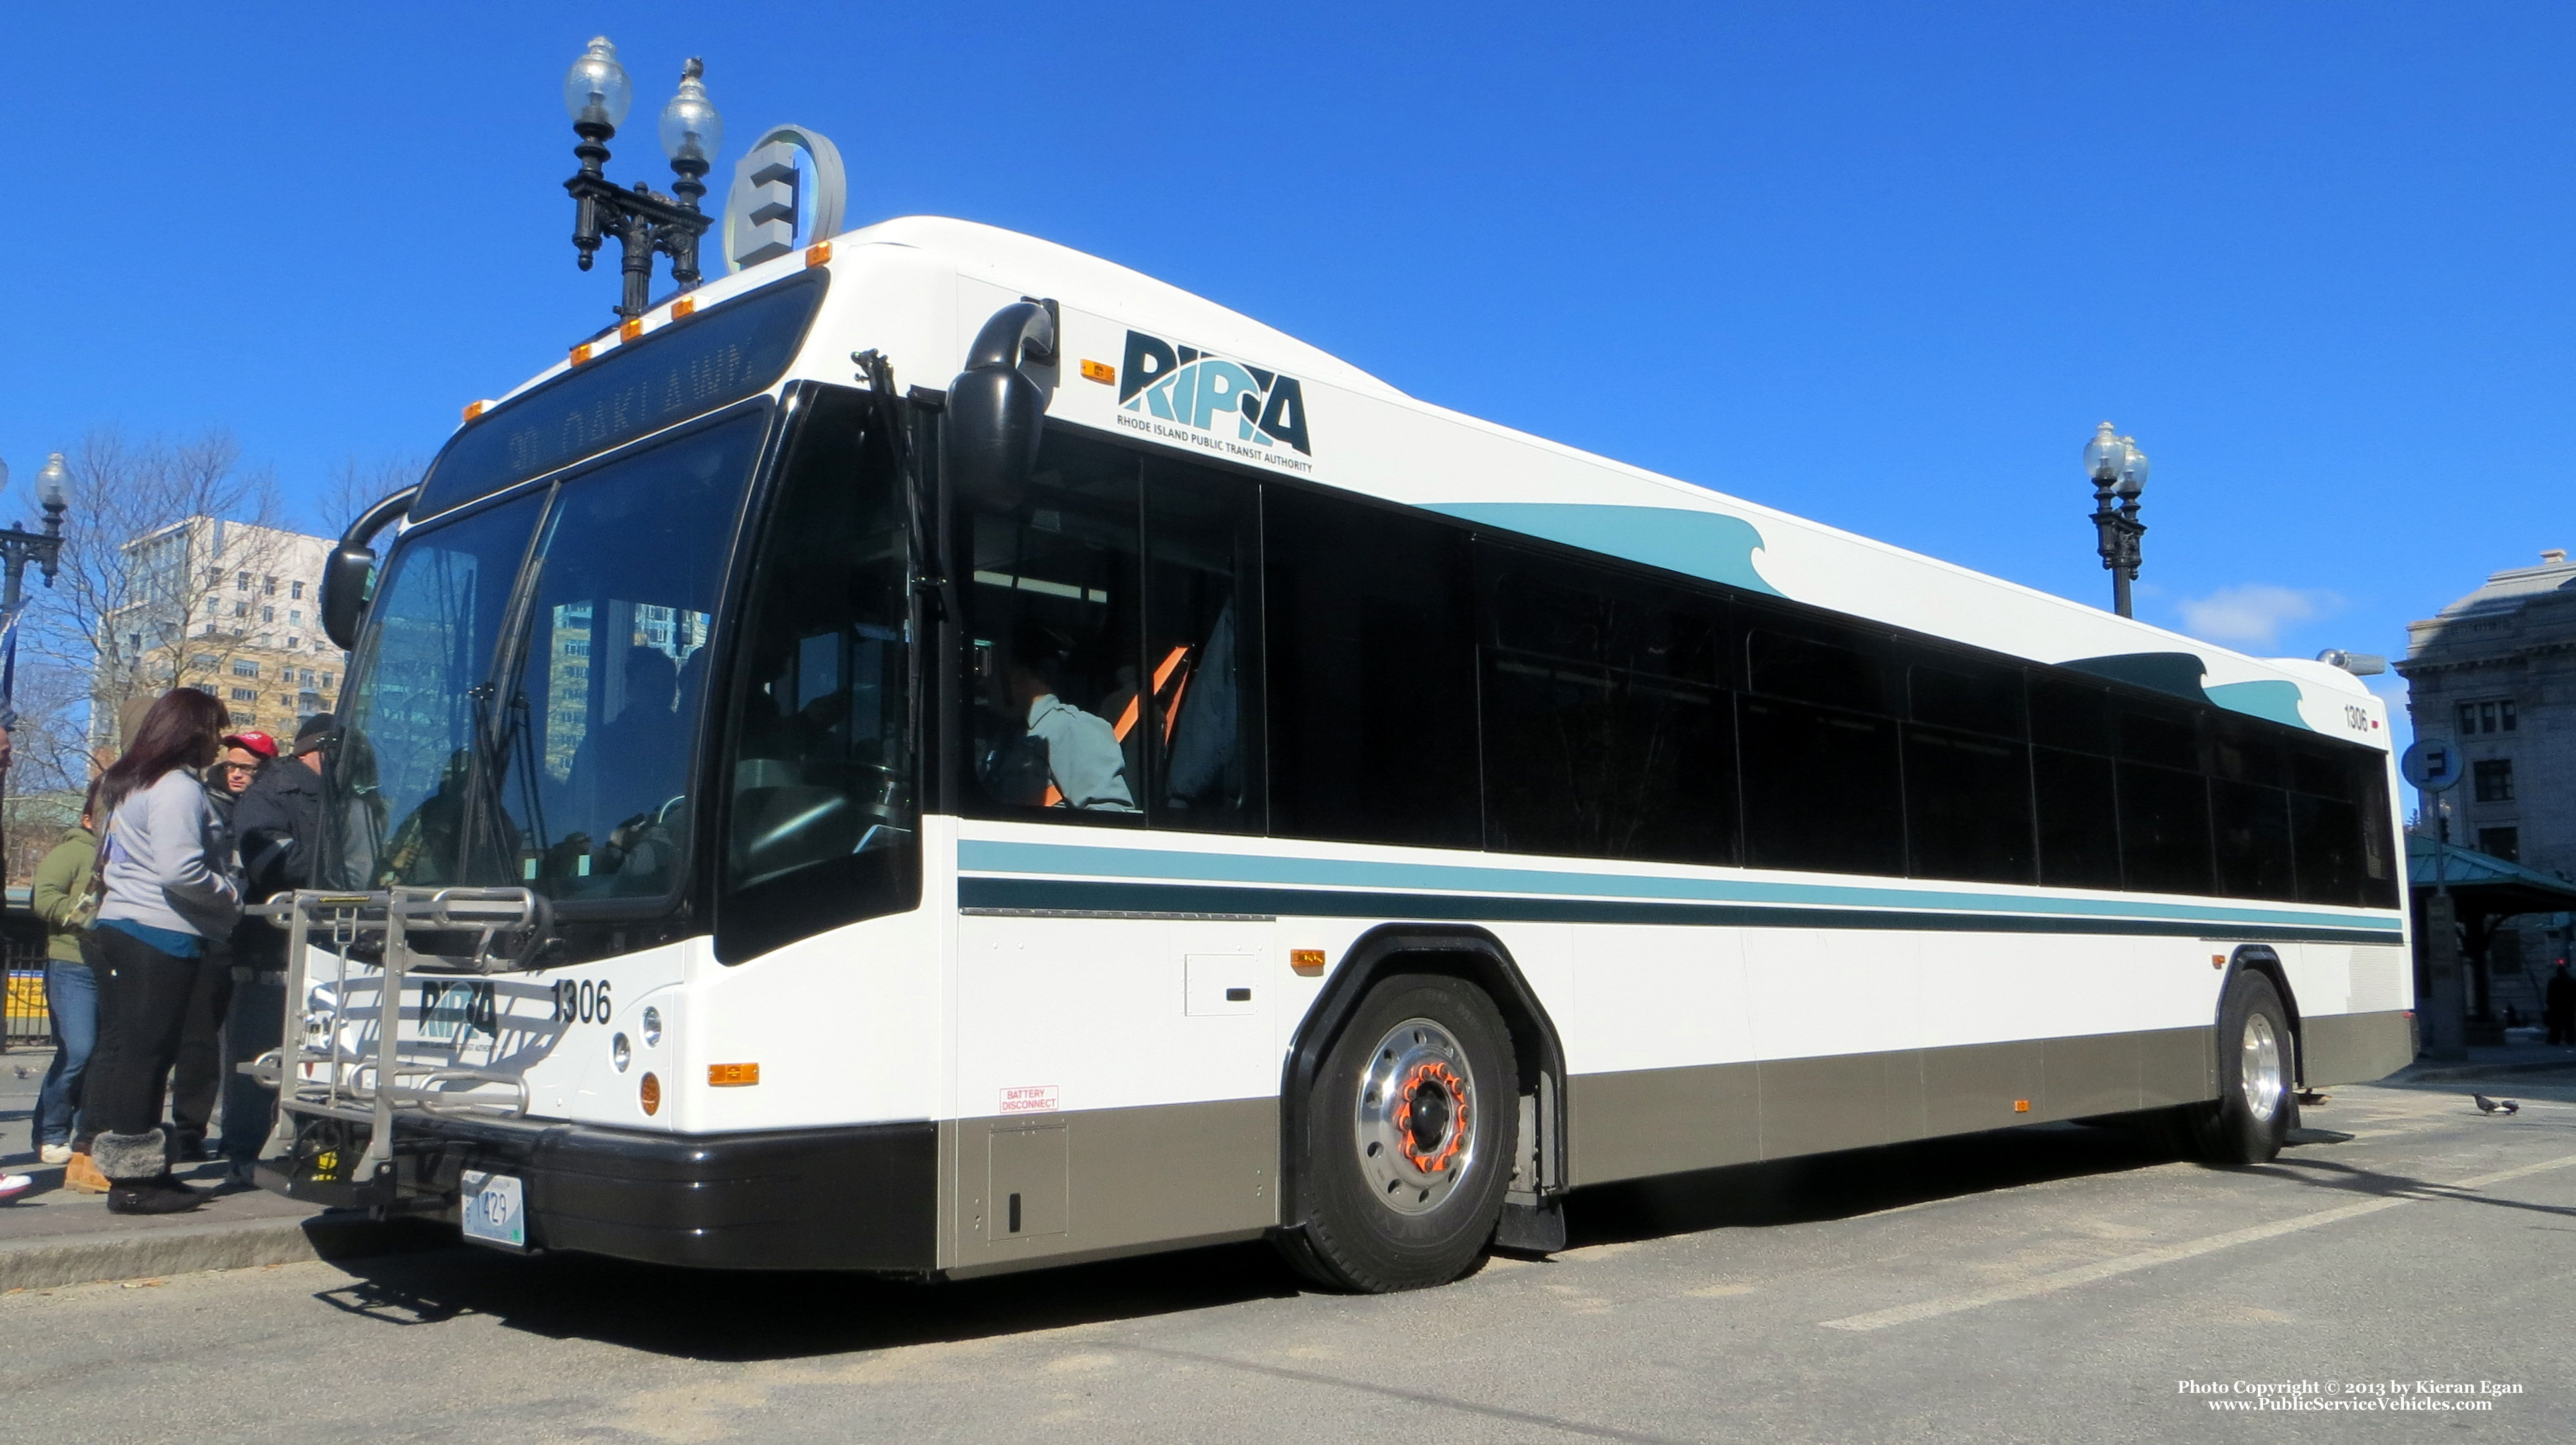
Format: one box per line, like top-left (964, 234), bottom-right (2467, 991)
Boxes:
top-left (946, 299), bottom-right (1058, 508)
top-left (320, 483), bottom-right (423, 652)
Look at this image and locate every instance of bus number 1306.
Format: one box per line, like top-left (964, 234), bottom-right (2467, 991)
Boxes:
top-left (551, 979), bottom-right (612, 1025)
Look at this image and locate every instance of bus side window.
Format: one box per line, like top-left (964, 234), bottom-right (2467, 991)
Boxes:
top-left (960, 433), bottom-right (1145, 820)
top-left (1144, 463), bottom-right (1263, 832)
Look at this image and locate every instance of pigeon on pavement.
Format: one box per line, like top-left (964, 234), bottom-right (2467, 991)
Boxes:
top-left (2473, 1093), bottom-right (2521, 1116)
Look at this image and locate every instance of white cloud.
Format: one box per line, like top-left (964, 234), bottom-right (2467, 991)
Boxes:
top-left (2176, 584), bottom-right (2343, 649)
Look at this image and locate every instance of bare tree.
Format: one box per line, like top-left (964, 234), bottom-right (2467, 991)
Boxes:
top-left (11, 424), bottom-right (303, 787)
top-left (315, 453), bottom-right (429, 540)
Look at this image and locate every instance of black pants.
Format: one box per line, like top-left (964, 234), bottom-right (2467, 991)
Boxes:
top-left (86, 927), bottom-right (218, 1144)
top-left (2550, 1014), bottom-right (2573, 1047)
top-left (171, 954), bottom-right (236, 1146)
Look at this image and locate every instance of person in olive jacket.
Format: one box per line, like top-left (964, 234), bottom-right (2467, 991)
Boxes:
top-left (29, 783), bottom-right (104, 1174)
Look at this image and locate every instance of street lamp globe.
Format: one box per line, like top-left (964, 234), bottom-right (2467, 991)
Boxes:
top-left (35, 453), bottom-right (70, 510)
top-left (2115, 438), bottom-right (2149, 500)
top-left (2083, 421), bottom-right (2125, 483)
top-left (657, 58), bottom-right (722, 165)
top-left (563, 36), bottom-right (634, 129)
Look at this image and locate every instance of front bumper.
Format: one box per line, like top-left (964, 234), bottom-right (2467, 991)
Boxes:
top-left (262, 1111), bottom-right (937, 1274)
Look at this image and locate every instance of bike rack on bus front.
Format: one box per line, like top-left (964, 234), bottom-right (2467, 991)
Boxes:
top-left (240, 886), bottom-right (551, 1192)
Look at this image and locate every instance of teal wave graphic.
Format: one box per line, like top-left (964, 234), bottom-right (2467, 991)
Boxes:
top-left (1427, 502), bottom-right (1780, 595)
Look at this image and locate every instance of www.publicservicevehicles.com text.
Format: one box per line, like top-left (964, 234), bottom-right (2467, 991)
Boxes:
top-left (2179, 1380), bottom-right (2521, 1412)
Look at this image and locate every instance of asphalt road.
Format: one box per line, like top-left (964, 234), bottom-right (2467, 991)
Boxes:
top-left (5, 1073), bottom-right (2571, 1444)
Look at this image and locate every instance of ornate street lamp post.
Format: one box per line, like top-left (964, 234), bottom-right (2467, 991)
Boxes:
top-left (0, 451), bottom-right (72, 887)
top-left (2084, 421), bottom-right (2150, 618)
top-left (561, 37), bottom-right (725, 320)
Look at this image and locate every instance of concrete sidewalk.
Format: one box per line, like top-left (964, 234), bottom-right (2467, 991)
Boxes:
top-left (1, 1047), bottom-right (437, 1292)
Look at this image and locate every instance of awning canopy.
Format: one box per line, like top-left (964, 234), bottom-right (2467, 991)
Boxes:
top-left (2407, 834), bottom-right (2576, 921)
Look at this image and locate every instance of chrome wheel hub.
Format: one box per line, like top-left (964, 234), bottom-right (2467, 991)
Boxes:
top-left (1353, 1017), bottom-right (1480, 1216)
top-left (2240, 1012), bottom-right (2285, 1124)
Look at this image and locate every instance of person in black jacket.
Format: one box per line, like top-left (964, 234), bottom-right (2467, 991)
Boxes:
top-left (2547, 959), bottom-right (2576, 1048)
top-left (220, 713), bottom-right (334, 1176)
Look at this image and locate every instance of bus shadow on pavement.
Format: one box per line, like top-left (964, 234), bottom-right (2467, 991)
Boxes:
top-left (311, 1236), bottom-right (1307, 1361)
top-left (1561, 1120), bottom-right (2177, 1249)
top-left (307, 1122), bottom-right (2180, 1359)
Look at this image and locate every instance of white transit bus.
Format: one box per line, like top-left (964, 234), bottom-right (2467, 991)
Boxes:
top-left (263, 216), bottom-right (2411, 1292)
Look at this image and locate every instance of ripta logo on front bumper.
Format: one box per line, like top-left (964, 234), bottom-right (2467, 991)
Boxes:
top-left (1117, 329), bottom-right (1313, 463)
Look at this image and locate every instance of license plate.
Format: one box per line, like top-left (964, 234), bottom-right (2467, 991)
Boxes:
top-left (459, 1170), bottom-right (526, 1249)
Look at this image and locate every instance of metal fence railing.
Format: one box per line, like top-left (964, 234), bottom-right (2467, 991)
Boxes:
top-left (3, 938), bottom-right (50, 1051)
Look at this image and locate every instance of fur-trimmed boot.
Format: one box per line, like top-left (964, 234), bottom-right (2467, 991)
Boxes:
top-left (94, 1129), bottom-right (201, 1216)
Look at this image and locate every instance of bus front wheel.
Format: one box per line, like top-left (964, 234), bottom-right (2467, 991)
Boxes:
top-left (1279, 973), bottom-right (1518, 1293)
top-left (2177, 971), bottom-right (2297, 1165)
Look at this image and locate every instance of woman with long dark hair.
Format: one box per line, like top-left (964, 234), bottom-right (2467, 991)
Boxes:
top-left (86, 688), bottom-right (243, 1214)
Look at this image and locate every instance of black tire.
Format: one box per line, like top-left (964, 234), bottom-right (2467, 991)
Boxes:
top-left (2177, 971), bottom-right (2297, 1165)
top-left (1275, 974), bottom-right (1518, 1293)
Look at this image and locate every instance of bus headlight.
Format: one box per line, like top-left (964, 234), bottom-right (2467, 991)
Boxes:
top-left (612, 1033), bottom-right (632, 1072)
top-left (641, 1006), bottom-right (662, 1047)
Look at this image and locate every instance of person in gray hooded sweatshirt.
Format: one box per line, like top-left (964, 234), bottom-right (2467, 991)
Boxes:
top-left (85, 688), bottom-right (243, 1214)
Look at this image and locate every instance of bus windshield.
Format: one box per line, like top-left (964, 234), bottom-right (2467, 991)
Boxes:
top-left (328, 410), bottom-right (765, 901)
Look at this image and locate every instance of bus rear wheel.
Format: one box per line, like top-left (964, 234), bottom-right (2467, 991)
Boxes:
top-left (2176, 971), bottom-right (2296, 1165)
top-left (1279, 973), bottom-right (1518, 1293)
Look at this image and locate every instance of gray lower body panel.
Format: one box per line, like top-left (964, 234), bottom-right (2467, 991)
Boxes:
top-left (2299, 1009), bottom-right (2413, 1086)
top-left (939, 1096), bottom-right (1278, 1277)
top-left (1567, 1026), bottom-right (2210, 1187)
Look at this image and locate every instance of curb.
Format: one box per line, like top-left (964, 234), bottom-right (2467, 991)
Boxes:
top-left (0, 1211), bottom-right (447, 1293)
top-left (2385, 1058), bottom-right (2576, 1085)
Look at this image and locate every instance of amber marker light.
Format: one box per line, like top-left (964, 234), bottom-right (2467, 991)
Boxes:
top-left (805, 240), bottom-right (833, 267)
top-left (621, 317), bottom-right (644, 341)
top-left (570, 342), bottom-right (593, 366)
top-left (639, 1073), bottom-right (662, 1114)
top-left (1081, 359), bottom-right (1115, 384)
top-left (709, 1062), bottom-right (761, 1087)
top-left (461, 400), bottom-right (490, 423)
top-left (672, 296), bottom-right (696, 319)
top-left (2211, 954), bottom-right (2227, 970)
top-left (1290, 949), bottom-right (1326, 976)
top-left (2013, 1099), bottom-right (2031, 1113)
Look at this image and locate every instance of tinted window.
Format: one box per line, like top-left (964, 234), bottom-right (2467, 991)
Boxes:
top-left (2291, 793), bottom-right (2364, 906)
top-left (1740, 697), bottom-right (1902, 875)
top-left (2027, 675), bottom-right (2111, 753)
top-left (960, 433), bottom-right (1144, 818)
top-left (1746, 622), bottom-right (1888, 713)
top-left (1909, 656), bottom-right (2025, 739)
top-left (719, 389), bottom-right (916, 952)
top-left (2117, 763), bottom-right (2212, 895)
top-left (417, 274), bottom-right (823, 518)
top-left (1477, 547), bottom-right (1736, 865)
top-left (1904, 727), bottom-right (2035, 883)
top-left (2208, 722), bottom-right (2283, 787)
top-left (2211, 780), bottom-right (2293, 899)
top-left (1266, 489), bottom-right (1478, 848)
top-left (2286, 743), bottom-right (2354, 799)
top-left (1144, 462), bottom-right (1263, 831)
top-left (2033, 747), bottom-right (2121, 889)
top-left (2115, 700), bottom-right (2200, 771)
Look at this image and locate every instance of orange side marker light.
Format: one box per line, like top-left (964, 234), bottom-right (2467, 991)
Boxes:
top-left (620, 317), bottom-right (644, 341)
top-left (1080, 360), bottom-right (1115, 384)
top-left (708, 1063), bottom-right (761, 1087)
top-left (2212, 954), bottom-right (2228, 970)
top-left (672, 296), bottom-right (697, 319)
top-left (805, 240), bottom-right (833, 267)
top-left (461, 400), bottom-right (490, 423)
top-left (2013, 1099), bottom-right (2031, 1114)
top-left (569, 343), bottom-right (593, 366)
top-left (1290, 949), bottom-right (1326, 976)
top-left (639, 1073), bottom-right (662, 1115)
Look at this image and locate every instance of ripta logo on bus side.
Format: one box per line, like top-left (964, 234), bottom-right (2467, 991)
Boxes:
top-left (1118, 330), bottom-right (1313, 459)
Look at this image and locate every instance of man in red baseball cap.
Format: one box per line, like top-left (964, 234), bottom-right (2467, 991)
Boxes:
top-left (214, 730), bottom-right (277, 801)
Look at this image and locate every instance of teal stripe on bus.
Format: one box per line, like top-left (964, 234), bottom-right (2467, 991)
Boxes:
top-left (955, 840), bottom-right (2404, 937)
top-left (955, 877), bottom-right (2399, 945)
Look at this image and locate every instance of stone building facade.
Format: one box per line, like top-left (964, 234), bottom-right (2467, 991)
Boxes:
top-left (2398, 548), bottom-right (2576, 1019)
top-left (94, 516), bottom-right (346, 753)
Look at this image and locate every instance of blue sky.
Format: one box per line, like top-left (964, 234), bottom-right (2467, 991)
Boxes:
top-left (3, 3), bottom-right (2563, 757)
